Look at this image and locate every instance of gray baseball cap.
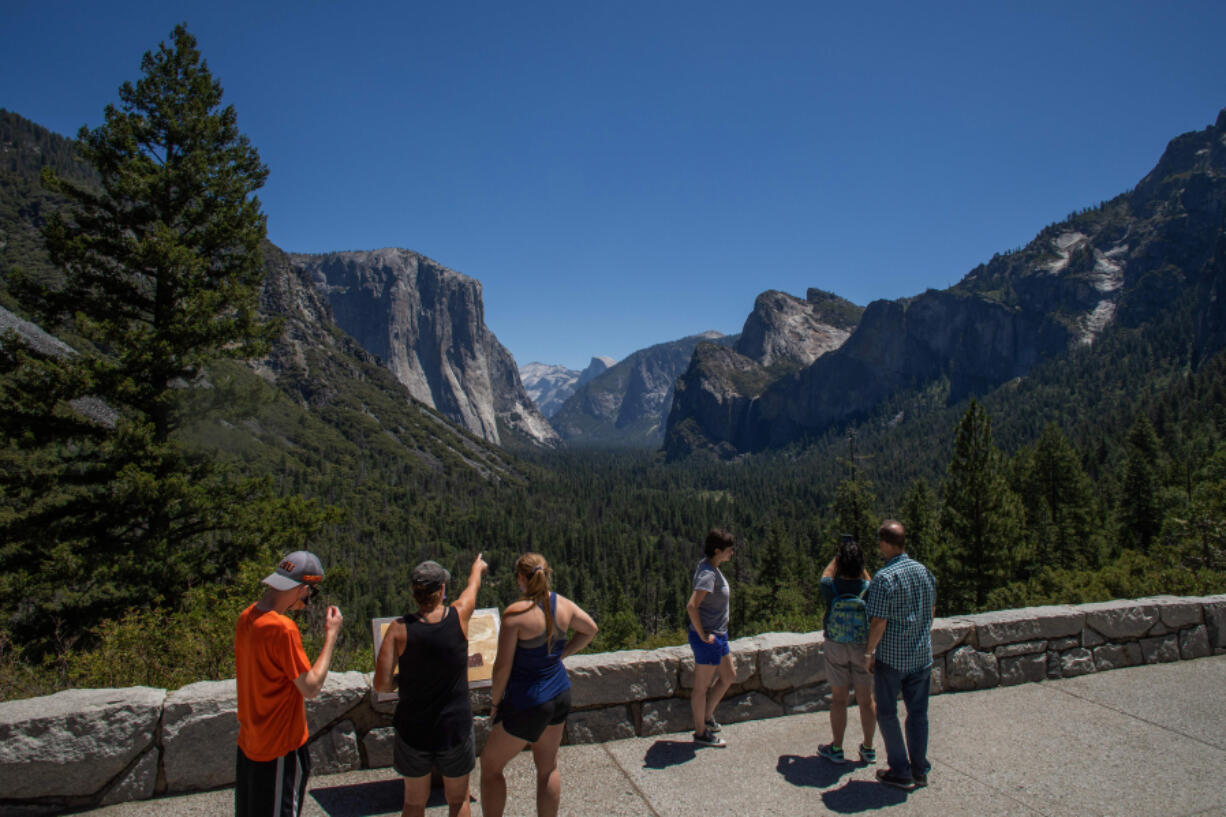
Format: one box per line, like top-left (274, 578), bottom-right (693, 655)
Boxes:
top-left (262, 550), bottom-right (324, 591)
top-left (411, 560), bottom-right (450, 590)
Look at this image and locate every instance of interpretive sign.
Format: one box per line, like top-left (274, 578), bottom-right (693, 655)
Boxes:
top-left (370, 607), bottom-right (501, 701)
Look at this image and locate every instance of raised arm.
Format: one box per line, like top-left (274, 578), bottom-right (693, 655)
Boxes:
top-left (294, 605), bottom-right (343, 699)
top-left (372, 619), bottom-right (405, 694)
top-left (558, 597), bottom-right (598, 660)
top-left (821, 557), bottom-right (837, 579)
top-left (454, 553), bottom-right (489, 636)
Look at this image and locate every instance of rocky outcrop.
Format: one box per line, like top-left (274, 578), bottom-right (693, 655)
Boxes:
top-left (736, 289), bottom-right (862, 371)
top-left (290, 248), bottom-right (558, 448)
top-left (665, 289), bottom-right (863, 459)
top-left (519, 356), bottom-right (615, 418)
top-left (3, 595), bottom-right (1225, 812)
top-left (666, 108), bottom-right (1226, 458)
top-left (551, 331), bottom-right (734, 447)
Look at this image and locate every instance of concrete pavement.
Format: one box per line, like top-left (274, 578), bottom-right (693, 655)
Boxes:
top-left (81, 655), bottom-right (1226, 817)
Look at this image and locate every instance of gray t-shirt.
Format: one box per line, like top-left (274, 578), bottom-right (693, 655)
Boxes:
top-left (692, 559), bottom-right (730, 635)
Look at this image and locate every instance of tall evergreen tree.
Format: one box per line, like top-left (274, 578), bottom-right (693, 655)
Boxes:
top-left (1013, 423), bottom-right (1098, 571)
top-left (900, 478), bottom-right (940, 564)
top-left (1, 25), bottom-right (282, 651)
top-left (936, 401), bottom-right (1028, 613)
top-left (1119, 413), bottom-right (1162, 551)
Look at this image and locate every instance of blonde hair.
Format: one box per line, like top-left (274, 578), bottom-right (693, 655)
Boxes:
top-left (516, 553), bottom-right (557, 646)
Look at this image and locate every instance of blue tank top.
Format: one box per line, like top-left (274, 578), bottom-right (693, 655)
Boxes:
top-left (503, 593), bottom-right (570, 710)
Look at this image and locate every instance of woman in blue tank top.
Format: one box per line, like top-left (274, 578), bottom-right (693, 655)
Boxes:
top-left (479, 553), bottom-right (598, 817)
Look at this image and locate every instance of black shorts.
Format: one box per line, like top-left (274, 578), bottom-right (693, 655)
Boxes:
top-left (495, 688), bottom-right (572, 743)
top-left (393, 727), bottom-right (476, 779)
top-left (235, 744), bottom-right (310, 817)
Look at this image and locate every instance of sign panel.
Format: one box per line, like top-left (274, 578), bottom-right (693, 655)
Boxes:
top-left (370, 607), bottom-right (501, 702)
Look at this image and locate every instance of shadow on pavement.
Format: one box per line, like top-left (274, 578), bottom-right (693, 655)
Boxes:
top-left (309, 777), bottom-right (459, 816)
top-left (642, 740), bottom-right (699, 768)
top-left (776, 754), bottom-right (857, 788)
top-left (820, 779), bottom-right (908, 813)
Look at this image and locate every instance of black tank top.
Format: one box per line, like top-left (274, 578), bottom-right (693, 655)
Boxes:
top-left (392, 606), bottom-right (472, 751)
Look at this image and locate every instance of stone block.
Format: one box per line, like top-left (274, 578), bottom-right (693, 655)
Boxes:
top-left (1179, 625), bottom-right (1212, 660)
top-left (1203, 597), bottom-right (1226, 649)
top-left (160, 679), bottom-right (238, 792)
top-left (994, 640), bottom-right (1046, 659)
top-left (309, 720), bottom-right (361, 775)
top-left (782, 684), bottom-right (831, 714)
top-left (566, 705), bottom-right (635, 744)
top-left (1093, 643), bottom-right (1143, 671)
top-left (716, 691), bottom-right (784, 724)
top-left (962, 606), bottom-right (1083, 649)
top-left (307, 672), bottom-right (369, 735)
top-left (930, 619), bottom-right (975, 656)
top-left (639, 698), bottom-right (692, 736)
top-left (1138, 596), bottom-right (1205, 630)
top-left (755, 632), bottom-right (826, 690)
top-left (1082, 600), bottom-right (1158, 640)
top-left (566, 649), bottom-right (677, 708)
top-left (1045, 651), bottom-right (1062, 679)
top-left (1082, 628), bottom-right (1106, 648)
top-left (930, 655), bottom-right (947, 694)
top-left (362, 726), bottom-right (395, 769)
top-left (98, 747), bottom-right (159, 805)
top-left (999, 654), bottom-right (1047, 686)
top-left (0, 686), bottom-right (165, 800)
top-left (678, 641), bottom-right (754, 688)
top-left (1059, 648), bottom-right (1096, 677)
top-left (1049, 637), bottom-right (1080, 651)
top-left (1140, 634), bottom-right (1180, 664)
top-left (469, 686), bottom-right (493, 714)
top-left (945, 646), bottom-right (999, 691)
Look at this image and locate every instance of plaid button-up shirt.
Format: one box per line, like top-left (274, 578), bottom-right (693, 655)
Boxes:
top-left (866, 553), bottom-right (937, 674)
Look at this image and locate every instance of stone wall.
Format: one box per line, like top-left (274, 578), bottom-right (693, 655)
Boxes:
top-left (2, 595), bottom-right (1224, 813)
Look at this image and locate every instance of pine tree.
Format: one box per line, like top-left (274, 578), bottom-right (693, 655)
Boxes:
top-left (1013, 423), bottom-right (1098, 571)
top-left (900, 478), bottom-right (940, 564)
top-left (937, 401), bottom-right (1029, 613)
top-left (1119, 413), bottom-right (1162, 551)
top-left (0, 25), bottom-right (281, 652)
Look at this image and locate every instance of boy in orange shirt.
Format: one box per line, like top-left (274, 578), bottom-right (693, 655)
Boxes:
top-left (235, 550), bottom-right (343, 817)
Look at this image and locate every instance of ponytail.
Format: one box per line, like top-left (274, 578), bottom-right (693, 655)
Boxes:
top-left (516, 553), bottom-right (556, 646)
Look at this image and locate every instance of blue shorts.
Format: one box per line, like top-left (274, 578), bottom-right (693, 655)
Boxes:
top-left (689, 629), bottom-right (730, 665)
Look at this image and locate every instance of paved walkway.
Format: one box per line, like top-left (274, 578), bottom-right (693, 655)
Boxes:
top-left (84, 655), bottom-right (1226, 817)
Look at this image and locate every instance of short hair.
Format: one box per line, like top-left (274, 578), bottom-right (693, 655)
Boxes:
top-left (704, 528), bottom-right (736, 558)
top-left (878, 519), bottom-right (906, 549)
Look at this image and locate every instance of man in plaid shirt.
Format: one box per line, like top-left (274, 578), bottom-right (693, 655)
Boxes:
top-left (864, 520), bottom-right (937, 790)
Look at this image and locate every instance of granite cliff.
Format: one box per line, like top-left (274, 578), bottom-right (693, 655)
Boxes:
top-left (666, 107), bottom-right (1226, 458)
top-left (290, 248), bottom-right (558, 448)
top-left (520, 356), bottom-right (615, 418)
top-left (551, 331), bottom-right (734, 447)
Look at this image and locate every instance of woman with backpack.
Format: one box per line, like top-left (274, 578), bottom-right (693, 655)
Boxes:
top-left (817, 536), bottom-right (877, 765)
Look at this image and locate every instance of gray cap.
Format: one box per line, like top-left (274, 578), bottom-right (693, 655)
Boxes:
top-left (411, 560), bottom-right (450, 590)
top-left (262, 550), bottom-right (324, 591)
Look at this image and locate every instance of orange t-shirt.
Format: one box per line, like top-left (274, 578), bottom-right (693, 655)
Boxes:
top-left (235, 603), bottom-right (313, 761)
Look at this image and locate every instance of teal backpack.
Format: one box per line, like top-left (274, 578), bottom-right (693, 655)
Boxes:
top-left (825, 587), bottom-right (869, 644)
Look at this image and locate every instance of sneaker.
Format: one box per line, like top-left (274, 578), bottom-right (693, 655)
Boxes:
top-left (817, 743), bottom-right (846, 764)
top-left (912, 772), bottom-right (928, 788)
top-left (693, 730), bottom-right (726, 748)
top-left (705, 717), bottom-right (722, 733)
top-left (859, 745), bottom-right (877, 764)
top-left (876, 768), bottom-right (915, 790)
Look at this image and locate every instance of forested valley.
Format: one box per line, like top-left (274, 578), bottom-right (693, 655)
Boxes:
top-left (2, 28), bottom-right (1224, 701)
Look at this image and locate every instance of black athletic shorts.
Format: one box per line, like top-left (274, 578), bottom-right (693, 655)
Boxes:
top-left (393, 726), bottom-right (476, 778)
top-left (495, 688), bottom-right (572, 743)
top-left (235, 743), bottom-right (310, 817)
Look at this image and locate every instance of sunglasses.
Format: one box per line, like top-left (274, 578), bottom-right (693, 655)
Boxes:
top-left (303, 583), bottom-right (320, 604)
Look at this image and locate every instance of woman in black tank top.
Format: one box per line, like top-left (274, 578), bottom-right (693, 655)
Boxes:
top-left (375, 554), bottom-right (487, 817)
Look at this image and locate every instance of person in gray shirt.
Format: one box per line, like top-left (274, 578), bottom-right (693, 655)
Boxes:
top-left (685, 529), bottom-right (737, 747)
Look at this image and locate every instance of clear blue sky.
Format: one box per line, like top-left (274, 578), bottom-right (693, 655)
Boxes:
top-left (3, 1), bottom-right (1225, 370)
